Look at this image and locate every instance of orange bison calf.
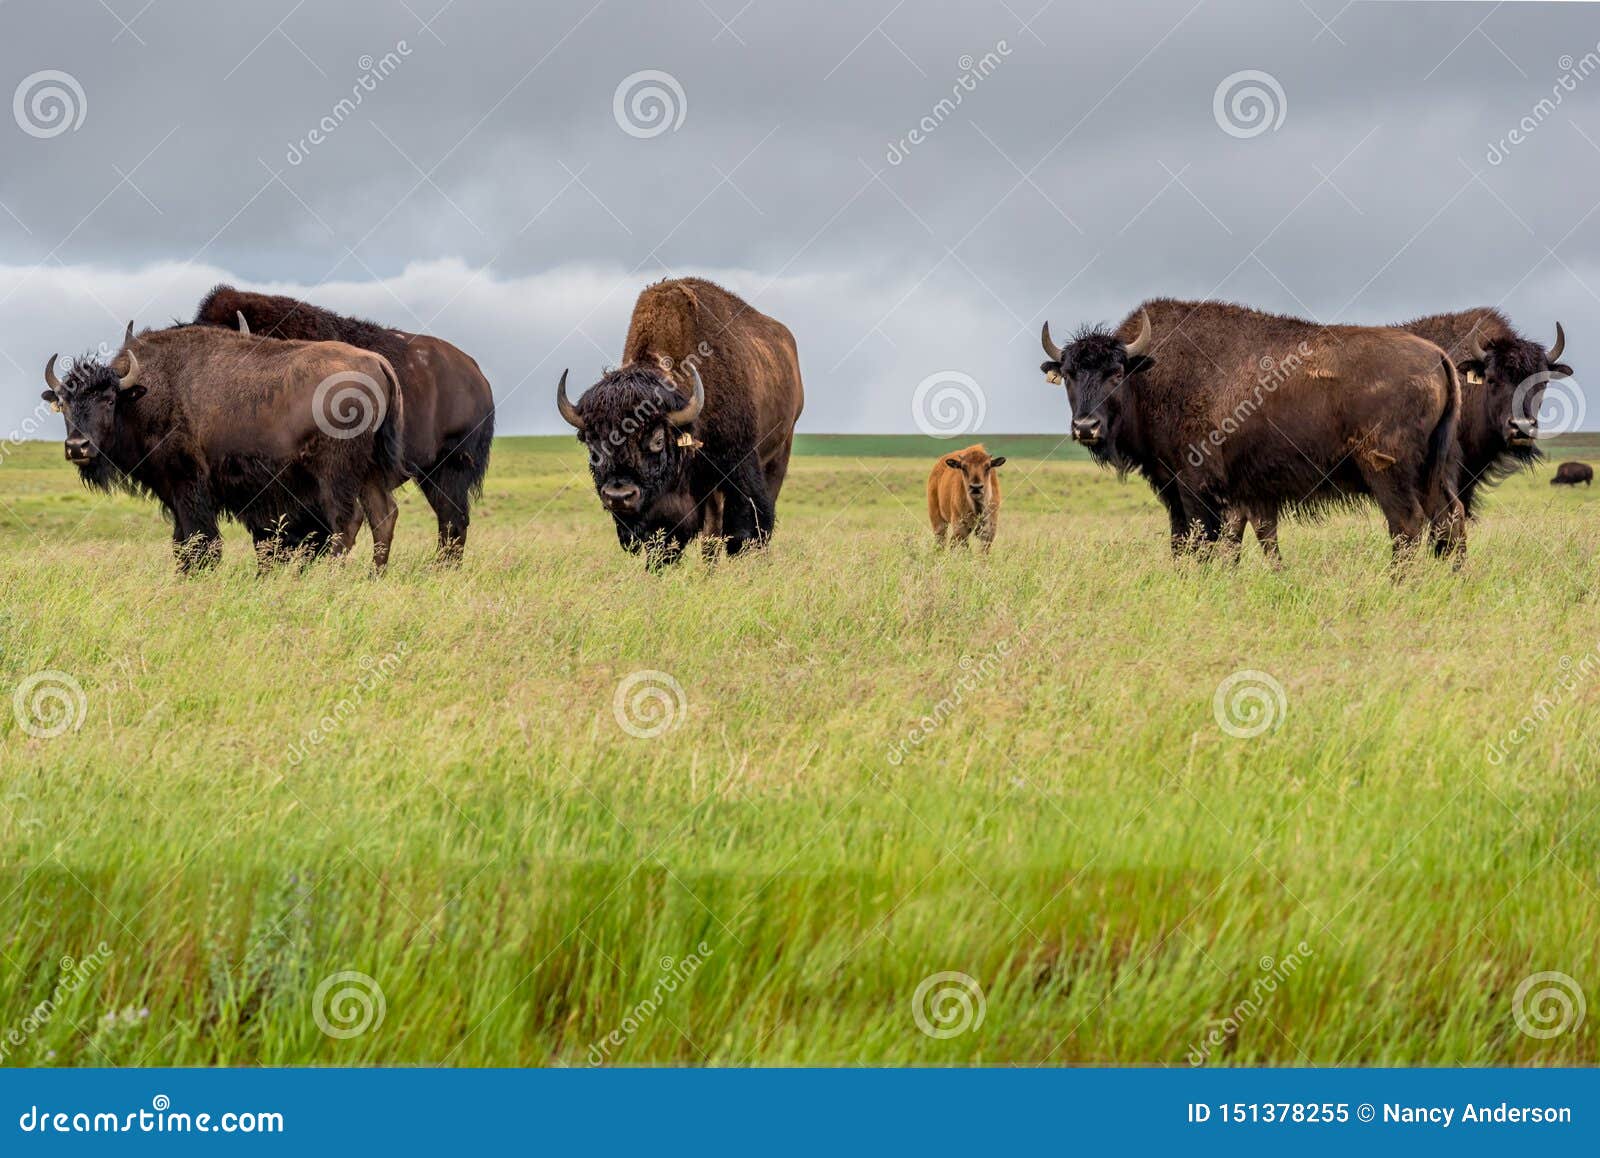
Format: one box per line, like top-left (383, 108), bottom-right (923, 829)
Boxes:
top-left (928, 444), bottom-right (1006, 550)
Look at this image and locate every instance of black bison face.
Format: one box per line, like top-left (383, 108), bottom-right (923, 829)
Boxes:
top-left (557, 361), bottom-right (705, 541)
top-left (1039, 310), bottom-right (1156, 459)
top-left (41, 350), bottom-right (145, 485)
top-left (1462, 322), bottom-right (1572, 448)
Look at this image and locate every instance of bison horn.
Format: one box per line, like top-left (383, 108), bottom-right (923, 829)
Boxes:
top-left (123, 320), bottom-right (134, 346)
top-left (1549, 321), bottom-right (1565, 363)
top-left (1467, 321), bottom-right (1487, 364)
top-left (118, 349), bottom-right (141, 392)
top-left (556, 369), bottom-right (584, 430)
top-left (1123, 308), bottom-right (1152, 357)
top-left (667, 362), bottom-right (705, 427)
top-left (236, 311), bottom-right (250, 336)
top-left (1041, 321), bottom-right (1062, 362)
top-left (44, 354), bottom-right (63, 393)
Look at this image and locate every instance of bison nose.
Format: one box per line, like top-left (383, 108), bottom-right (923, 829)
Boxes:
top-left (1072, 417), bottom-right (1103, 444)
top-left (1508, 417), bottom-right (1537, 443)
top-left (64, 437), bottom-right (95, 461)
top-left (600, 481), bottom-right (642, 513)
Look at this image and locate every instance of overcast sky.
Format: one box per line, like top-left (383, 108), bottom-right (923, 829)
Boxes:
top-left (2, 0), bottom-right (1598, 436)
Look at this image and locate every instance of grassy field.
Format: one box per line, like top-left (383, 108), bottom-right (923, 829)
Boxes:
top-left (1, 432), bottom-right (1598, 1066)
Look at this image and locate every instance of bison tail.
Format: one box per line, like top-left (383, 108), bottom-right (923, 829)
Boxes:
top-left (374, 356), bottom-right (411, 486)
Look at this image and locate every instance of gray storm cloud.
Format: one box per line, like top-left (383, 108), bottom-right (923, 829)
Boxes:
top-left (1, 0), bottom-right (1597, 435)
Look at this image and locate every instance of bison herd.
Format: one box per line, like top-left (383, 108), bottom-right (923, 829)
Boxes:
top-left (38, 277), bottom-right (1588, 572)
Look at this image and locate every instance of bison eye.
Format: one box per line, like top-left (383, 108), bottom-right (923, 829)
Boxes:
top-left (647, 428), bottom-right (666, 454)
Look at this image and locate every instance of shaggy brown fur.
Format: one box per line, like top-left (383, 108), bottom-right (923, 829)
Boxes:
top-left (1040, 299), bottom-right (1464, 562)
top-left (927, 444), bottom-right (1005, 549)
top-left (46, 325), bottom-right (404, 571)
top-left (559, 277), bottom-right (805, 565)
top-left (194, 285), bottom-right (494, 562)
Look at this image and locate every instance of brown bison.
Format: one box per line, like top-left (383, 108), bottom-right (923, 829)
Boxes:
top-left (1229, 310), bottom-right (1572, 561)
top-left (1039, 299), bottom-right (1464, 561)
top-left (556, 277), bottom-right (804, 566)
top-left (194, 285), bottom-right (494, 563)
top-left (1552, 461), bottom-right (1593, 486)
top-left (928, 444), bottom-right (1005, 549)
top-left (44, 324), bottom-right (404, 571)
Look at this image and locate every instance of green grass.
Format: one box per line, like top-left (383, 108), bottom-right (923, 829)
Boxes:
top-left (1, 434), bottom-right (1597, 1066)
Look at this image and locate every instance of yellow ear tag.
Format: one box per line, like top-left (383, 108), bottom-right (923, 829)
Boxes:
top-left (1467, 370), bottom-right (1485, 384)
top-left (1045, 370), bottom-right (1063, 385)
top-left (50, 401), bottom-right (62, 413)
top-left (676, 432), bottom-right (700, 449)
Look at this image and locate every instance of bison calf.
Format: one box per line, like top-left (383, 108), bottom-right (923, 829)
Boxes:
top-left (928, 444), bottom-right (1005, 550)
top-left (1552, 461), bottom-right (1593, 486)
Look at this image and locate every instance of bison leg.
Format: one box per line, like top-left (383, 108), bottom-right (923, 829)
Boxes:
top-left (417, 472), bottom-right (471, 565)
top-left (360, 480), bottom-right (399, 572)
top-left (1363, 472), bottom-right (1427, 560)
top-left (171, 491), bottom-right (221, 573)
top-left (719, 458), bottom-right (776, 555)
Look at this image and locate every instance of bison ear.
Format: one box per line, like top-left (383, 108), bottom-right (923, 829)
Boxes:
top-left (1125, 354), bottom-right (1156, 375)
top-left (989, 456), bottom-right (1006, 469)
top-left (41, 388), bottom-right (58, 405)
top-left (944, 457), bottom-right (962, 469)
top-left (1551, 362), bottom-right (1574, 378)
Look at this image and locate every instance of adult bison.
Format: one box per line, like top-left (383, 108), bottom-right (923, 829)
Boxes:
top-left (1038, 299), bottom-right (1463, 561)
top-left (1229, 310), bottom-right (1572, 561)
top-left (43, 324), bottom-right (404, 571)
top-left (556, 277), bottom-right (804, 566)
top-left (1552, 461), bottom-right (1593, 486)
top-left (194, 285), bottom-right (494, 562)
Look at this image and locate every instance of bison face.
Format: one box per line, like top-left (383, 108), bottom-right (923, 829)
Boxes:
top-left (944, 453), bottom-right (1006, 510)
top-left (1462, 322), bottom-right (1572, 449)
top-left (1041, 312), bottom-right (1155, 460)
top-left (41, 350), bottom-right (145, 483)
top-left (556, 362), bottom-right (706, 539)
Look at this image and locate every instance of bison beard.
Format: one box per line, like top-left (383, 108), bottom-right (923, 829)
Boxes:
top-left (558, 278), bottom-right (805, 568)
top-left (1039, 299), bottom-right (1464, 563)
top-left (43, 326), bottom-right (405, 572)
top-left (193, 284), bottom-right (495, 563)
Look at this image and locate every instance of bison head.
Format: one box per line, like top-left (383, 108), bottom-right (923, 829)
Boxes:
top-left (1040, 309), bottom-right (1155, 458)
top-left (1462, 320), bottom-right (1572, 448)
top-left (943, 448), bottom-right (1006, 510)
top-left (41, 344), bottom-right (145, 487)
top-left (557, 360), bottom-right (705, 546)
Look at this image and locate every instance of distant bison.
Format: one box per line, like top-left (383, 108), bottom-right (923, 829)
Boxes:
top-left (1552, 461), bottom-right (1593, 486)
top-left (1039, 299), bottom-right (1464, 562)
top-left (557, 277), bottom-right (804, 565)
top-left (928, 444), bottom-right (1005, 550)
top-left (194, 285), bottom-right (494, 563)
top-left (44, 324), bottom-right (404, 571)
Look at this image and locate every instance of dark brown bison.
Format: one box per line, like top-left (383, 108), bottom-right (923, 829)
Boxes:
top-left (1552, 461), bottom-right (1593, 486)
top-left (194, 285), bottom-right (494, 562)
top-left (43, 324), bottom-right (404, 571)
top-left (1039, 299), bottom-right (1464, 561)
top-left (1229, 310), bottom-right (1573, 561)
top-left (556, 277), bottom-right (804, 565)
